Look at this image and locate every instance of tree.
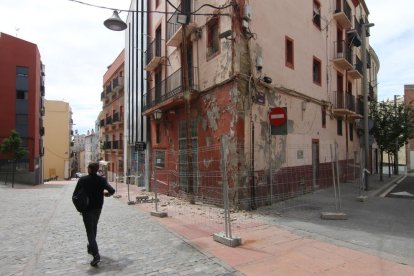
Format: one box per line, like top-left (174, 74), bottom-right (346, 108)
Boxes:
top-left (0, 130), bottom-right (28, 188)
top-left (370, 100), bottom-right (414, 181)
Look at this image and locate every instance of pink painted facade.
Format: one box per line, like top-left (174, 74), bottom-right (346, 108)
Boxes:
top-left (100, 50), bottom-right (125, 181)
top-left (142, 0), bottom-right (379, 209)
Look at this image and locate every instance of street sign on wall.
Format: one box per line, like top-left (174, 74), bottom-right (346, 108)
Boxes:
top-left (270, 107), bottom-right (288, 135)
top-left (135, 141), bottom-right (146, 151)
top-left (269, 107), bottom-right (287, 126)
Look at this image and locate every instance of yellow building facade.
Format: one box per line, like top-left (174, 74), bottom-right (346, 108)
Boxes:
top-left (43, 100), bottom-right (71, 180)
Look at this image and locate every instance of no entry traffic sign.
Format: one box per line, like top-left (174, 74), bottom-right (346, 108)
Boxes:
top-left (269, 107), bottom-right (287, 126)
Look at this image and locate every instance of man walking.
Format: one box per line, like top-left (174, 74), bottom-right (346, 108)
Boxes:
top-left (73, 162), bottom-right (115, 267)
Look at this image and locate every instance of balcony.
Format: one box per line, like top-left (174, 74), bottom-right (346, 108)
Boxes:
top-left (333, 0), bottom-right (352, 29)
top-left (348, 55), bottom-right (363, 79)
top-left (112, 140), bottom-right (119, 150)
top-left (143, 67), bottom-right (199, 112)
top-left (104, 141), bottom-right (112, 150)
top-left (369, 83), bottom-right (375, 99)
top-left (333, 40), bottom-right (353, 70)
top-left (366, 50), bottom-right (371, 68)
top-left (105, 116), bottom-right (112, 125)
top-left (101, 91), bottom-right (105, 100)
top-left (166, 6), bottom-right (197, 48)
top-left (356, 98), bottom-right (364, 117)
top-left (100, 119), bottom-right (105, 127)
top-left (145, 38), bottom-right (165, 71)
top-left (332, 90), bottom-right (356, 116)
top-left (354, 16), bottom-right (362, 36)
top-left (112, 76), bottom-right (124, 93)
top-left (112, 112), bottom-right (123, 124)
top-left (106, 83), bottom-right (112, 94)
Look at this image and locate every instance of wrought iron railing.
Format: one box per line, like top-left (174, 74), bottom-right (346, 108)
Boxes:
top-left (335, 0), bottom-right (352, 22)
top-left (145, 37), bottom-right (164, 66)
top-left (332, 91), bottom-right (355, 112)
top-left (167, 4), bottom-right (182, 42)
top-left (333, 40), bottom-right (353, 64)
top-left (143, 67), bottom-right (199, 111)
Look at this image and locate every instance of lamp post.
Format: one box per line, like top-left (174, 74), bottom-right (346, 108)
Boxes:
top-left (361, 22), bottom-right (374, 191)
top-left (394, 95), bottom-right (402, 175)
top-left (151, 110), bottom-right (167, 217)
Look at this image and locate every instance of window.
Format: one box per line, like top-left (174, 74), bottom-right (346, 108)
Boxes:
top-left (337, 118), bottom-right (343, 136)
top-left (285, 36), bottom-right (294, 69)
top-left (322, 106), bottom-right (326, 128)
top-left (313, 0), bottom-right (321, 29)
top-left (16, 90), bottom-right (28, 100)
top-left (207, 16), bottom-right (219, 59)
top-left (16, 66), bottom-right (29, 77)
top-left (313, 57), bottom-right (322, 85)
top-left (155, 150), bottom-right (165, 168)
top-left (349, 122), bottom-right (353, 141)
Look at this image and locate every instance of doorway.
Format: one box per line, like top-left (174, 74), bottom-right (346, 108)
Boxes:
top-left (312, 139), bottom-right (320, 189)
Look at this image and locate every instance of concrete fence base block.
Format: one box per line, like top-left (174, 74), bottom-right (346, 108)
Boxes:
top-left (213, 232), bottom-right (242, 247)
top-left (150, 211), bottom-right (168, 218)
top-left (127, 201), bottom-right (136, 205)
top-left (356, 195), bottom-right (367, 202)
top-left (320, 212), bottom-right (348, 220)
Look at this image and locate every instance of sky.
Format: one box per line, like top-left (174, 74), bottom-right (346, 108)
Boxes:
top-left (0, 0), bottom-right (413, 134)
top-left (0, 0), bottom-right (130, 134)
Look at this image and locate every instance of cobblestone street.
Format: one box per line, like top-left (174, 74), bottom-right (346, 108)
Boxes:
top-left (0, 181), bottom-right (237, 276)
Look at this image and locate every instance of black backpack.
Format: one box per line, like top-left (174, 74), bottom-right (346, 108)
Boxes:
top-left (72, 182), bottom-right (89, 212)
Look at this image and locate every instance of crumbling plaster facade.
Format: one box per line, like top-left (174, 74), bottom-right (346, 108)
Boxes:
top-left (143, 0), bottom-right (378, 209)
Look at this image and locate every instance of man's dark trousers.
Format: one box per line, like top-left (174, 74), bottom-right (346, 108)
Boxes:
top-left (82, 209), bottom-right (102, 256)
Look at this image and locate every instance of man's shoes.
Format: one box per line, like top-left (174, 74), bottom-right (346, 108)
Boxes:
top-left (90, 254), bottom-right (100, 267)
top-left (87, 245), bottom-right (92, 255)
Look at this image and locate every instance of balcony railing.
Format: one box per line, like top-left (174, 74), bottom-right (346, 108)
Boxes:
top-left (166, 4), bottom-right (196, 47)
top-left (354, 16), bottom-right (362, 36)
top-left (101, 91), bottom-right (104, 100)
top-left (143, 67), bottom-right (199, 111)
top-left (349, 55), bottom-right (363, 79)
top-left (106, 84), bottom-right (112, 94)
top-left (113, 140), bottom-right (119, 149)
top-left (113, 76), bottom-right (124, 92)
top-left (113, 112), bottom-right (119, 123)
top-left (333, 40), bottom-right (353, 70)
top-left (145, 37), bottom-right (165, 71)
top-left (369, 83), bottom-right (375, 99)
top-left (166, 5), bottom-right (182, 46)
top-left (366, 50), bottom-right (371, 68)
top-left (104, 141), bottom-right (112, 150)
top-left (334, 0), bottom-right (352, 29)
top-left (105, 116), bottom-right (112, 125)
top-left (332, 91), bottom-right (356, 113)
top-left (357, 98), bottom-right (364, 116)
top-left (100, 119), bottom-right (105, 127)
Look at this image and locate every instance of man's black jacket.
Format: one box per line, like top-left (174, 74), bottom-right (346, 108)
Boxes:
top-left (73, 173), bottom-right (115, 211)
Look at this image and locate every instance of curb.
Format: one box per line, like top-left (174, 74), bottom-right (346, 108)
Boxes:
top-left (371, 175), bottom-right (407, 197)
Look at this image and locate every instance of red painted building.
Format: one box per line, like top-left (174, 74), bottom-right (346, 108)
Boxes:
top-left (0, 33), bottom-right (45, 185)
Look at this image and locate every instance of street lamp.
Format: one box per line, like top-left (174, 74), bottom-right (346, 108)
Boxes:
top-left (151, 109), bottom-right (167, 218)
top-left (361, 22), bottom-right (374, 191)
top-left (104, 11), bottom-right (127, 31)
top-left (154, 109), bottom-right (163, 121)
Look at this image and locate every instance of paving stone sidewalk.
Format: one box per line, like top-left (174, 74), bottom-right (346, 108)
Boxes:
top-left (0, 181), bottom-right (238, 276)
